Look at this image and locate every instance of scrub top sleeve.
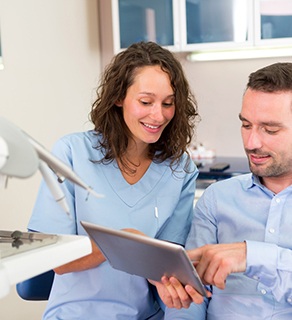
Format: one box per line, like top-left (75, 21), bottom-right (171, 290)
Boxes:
top-left (28, 137), bottom-right (77, 235)
top-left (49, 137), bottom-right (76, 198)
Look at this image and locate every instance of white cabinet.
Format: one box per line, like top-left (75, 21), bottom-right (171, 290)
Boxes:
top-left (254, 0), bottom-right (292, 47)
top-left (101, 0), bottom-right (292, 54)
top-left (110, 0), bottom-right (181, 53)
top-left (180, 0), bottom-right (254, 51)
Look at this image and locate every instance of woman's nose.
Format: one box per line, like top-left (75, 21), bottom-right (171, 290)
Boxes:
top-left (150, 104), bottom-right (164, 122)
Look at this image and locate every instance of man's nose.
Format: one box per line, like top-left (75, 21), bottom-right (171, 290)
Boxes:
top-left (245, 130), bottom-right (262, 150)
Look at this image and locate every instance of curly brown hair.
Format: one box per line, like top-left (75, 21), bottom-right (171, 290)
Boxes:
top-left (90, 41), bottom-right (199, 171)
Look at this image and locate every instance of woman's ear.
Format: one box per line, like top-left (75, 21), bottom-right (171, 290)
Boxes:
top-left (115, 100), bottom-right (123, 107)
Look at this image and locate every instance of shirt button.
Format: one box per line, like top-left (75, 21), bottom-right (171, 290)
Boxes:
top-left (269, 228), bottom-right (275, 234)
top-left (287, 298), bottom-right (292, 303)
top-left (253, 275), bottom-right (259, 280)
top-left (261, 289), bottom-right (267, 295)
top-left (275, 198), bottom-right (281, 203)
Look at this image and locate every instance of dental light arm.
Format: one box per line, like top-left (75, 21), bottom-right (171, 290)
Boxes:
top-left (26, 133), bottom-right (103, 199)
top-left (0, 118), bottom-right (39, 179)
top-left (0, 117), bottom-right (103, 214)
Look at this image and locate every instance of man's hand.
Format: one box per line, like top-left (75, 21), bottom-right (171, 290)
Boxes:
top-left (150, 242), bottom-right (246, 309)
top-left (188, 242), bottom-right (247, 289)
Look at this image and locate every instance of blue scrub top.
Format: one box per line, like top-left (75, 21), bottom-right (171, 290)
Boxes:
top-left (28, 131), bottom-right (198, 320)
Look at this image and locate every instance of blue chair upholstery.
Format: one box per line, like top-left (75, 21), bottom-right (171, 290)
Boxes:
top-left (16, 270), bottom-right (54, 301)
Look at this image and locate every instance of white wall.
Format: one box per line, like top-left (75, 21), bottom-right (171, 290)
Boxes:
top-left (0, 1), bottom-right (101, 319)
top-left (178, 54), bottom-right (292, 157)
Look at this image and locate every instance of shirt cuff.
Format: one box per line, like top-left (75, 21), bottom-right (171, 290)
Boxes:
top-left (244, 240), bottom-right (278, 287)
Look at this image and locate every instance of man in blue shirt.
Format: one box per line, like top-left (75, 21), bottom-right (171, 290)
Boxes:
top-left (156, 62), bottom-right (292, 319)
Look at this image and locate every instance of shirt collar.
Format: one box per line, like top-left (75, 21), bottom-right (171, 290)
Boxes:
top-left (241, 172), bottom-right (255, 190)
top-left (242, 173), bottom-right (266, 190)
top-left (250, 173), bottom-right (292, 196)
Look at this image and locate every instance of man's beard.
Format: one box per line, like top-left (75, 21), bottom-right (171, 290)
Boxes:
top-left (246, 150), bottom-right (289, 177)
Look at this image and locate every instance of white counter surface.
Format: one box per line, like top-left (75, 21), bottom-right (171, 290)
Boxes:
top-left (0, 234), bottom-right (91, 299)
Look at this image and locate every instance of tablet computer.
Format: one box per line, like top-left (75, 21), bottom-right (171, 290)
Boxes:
top-left (80, 221), bottom-right (207, 297)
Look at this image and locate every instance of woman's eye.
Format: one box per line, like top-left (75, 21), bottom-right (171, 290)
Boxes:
top-left (140, 100), bottom-right (151, 105)
top-left (163, 102), bottom-right (174, 107)
top-left (139, 100), bottom-right (174, 107)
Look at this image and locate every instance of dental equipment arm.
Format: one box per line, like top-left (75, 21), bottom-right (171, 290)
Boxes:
top-left (0, 117), bottom-right (103, 214)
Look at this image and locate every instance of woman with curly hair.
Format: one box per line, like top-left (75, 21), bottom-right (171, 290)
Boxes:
top-left (28, 41), bottom-right (200, 320)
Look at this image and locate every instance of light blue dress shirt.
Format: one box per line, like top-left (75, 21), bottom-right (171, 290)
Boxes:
top-left (28, 131), bottom-right (198, 320)
top-left (165, 173), bottom-right (292, 320)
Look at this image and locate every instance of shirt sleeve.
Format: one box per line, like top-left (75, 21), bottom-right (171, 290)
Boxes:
top-left (245, 240), bottom-right (292, 301)
top-left (186, 186), bottom-right (218, 249)
top-left (164, 299), bottom-right (208, 320)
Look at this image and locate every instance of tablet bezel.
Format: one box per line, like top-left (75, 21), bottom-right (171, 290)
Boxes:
top-left (80, 220), bottom-right (207, 297)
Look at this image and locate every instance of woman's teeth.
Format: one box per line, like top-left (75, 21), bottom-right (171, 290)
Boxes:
top-left (143, 123), bottom-right (159, 129)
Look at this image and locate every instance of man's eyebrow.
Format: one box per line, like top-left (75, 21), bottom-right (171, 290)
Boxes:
top-left (238, 113), bottom-right (284, 127)
top-left (238, 114), bottom-right (247, 121)
top-left (261, 121), bottom-right (284, 127)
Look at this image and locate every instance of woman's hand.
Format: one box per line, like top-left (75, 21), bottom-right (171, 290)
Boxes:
top-left (149, 276), bottom-right (210, 309)
top-left (121, 228), bottom-right (146, 236)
